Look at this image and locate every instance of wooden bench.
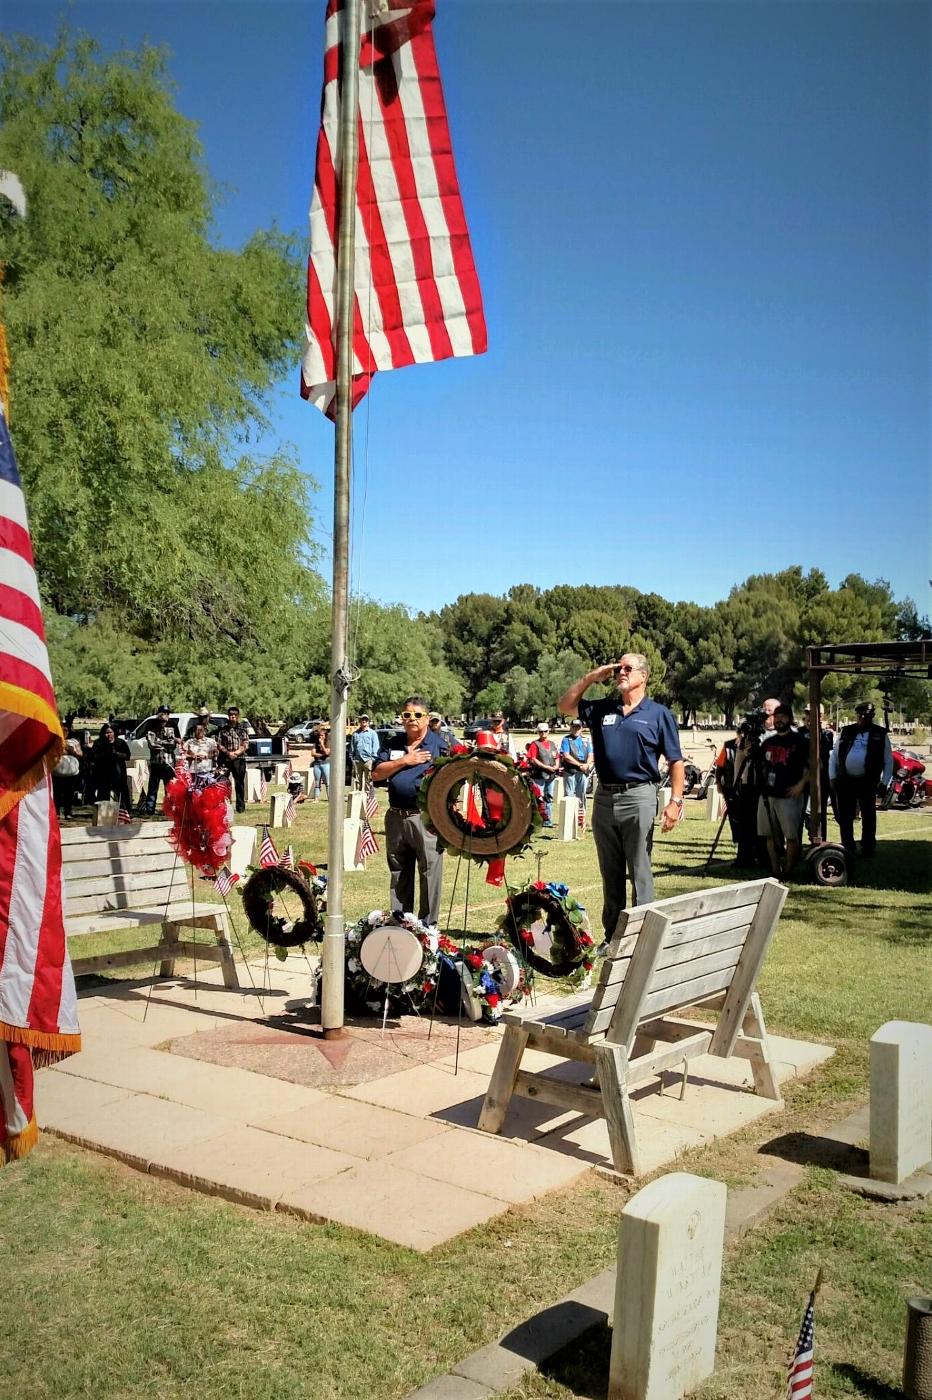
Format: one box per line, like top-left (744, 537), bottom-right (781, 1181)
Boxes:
top-left (62, 820), bottom-right (239, 988)
top-left (478, 878), bottom-right (787, 1176)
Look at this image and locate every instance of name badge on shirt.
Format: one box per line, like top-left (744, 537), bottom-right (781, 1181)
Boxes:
top-left (389, 749), bottom-right (404, 761)
top-left (602, 714), bottom-right (617, 726)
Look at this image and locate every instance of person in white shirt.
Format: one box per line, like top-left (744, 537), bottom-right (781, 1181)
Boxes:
top-left (828, 702), bottom-right (893, 856)
top-left (184, 724), bottom-right (218, 778)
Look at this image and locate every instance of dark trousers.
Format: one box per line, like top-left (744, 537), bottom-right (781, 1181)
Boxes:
top-left (96, 773), bottom-right (132, 813)
top-left (222, 756), bottom-right (247, 812)
top-left (591, 784), bottom-right (657, 937)
top-left (384, 809), bottom-right (444, 926)
top-left (733, 784), bottom-right (763, 867)
top-left (836, 775), bottom-right (878, 854)
top-left (52, 774), bottom-right (79, 818)
top-left (145, 761), bottom-right (175, 812)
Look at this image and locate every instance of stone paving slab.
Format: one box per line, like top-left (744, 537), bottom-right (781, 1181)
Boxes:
top-left (54, 1044), bottom-right (327, 1120)
top-left (34, 1066), bottom-right (132, 1127)
top-left (256, 1096), bottom-right (453, 1159)
top-left (47, 1090), bottom-right (230, 1169)
top-left (384, 1125), bottom-right (588, 1203)
top-left (151, 1124), bottom-right (360, 1210)
top-left (342, 1061), bottom-right (494, 1117)
top-left (278, 1160), bottom-right (511, 1251)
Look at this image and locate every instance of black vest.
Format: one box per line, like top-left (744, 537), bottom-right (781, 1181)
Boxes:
top-left (836, 723), bottom-right (886, 782)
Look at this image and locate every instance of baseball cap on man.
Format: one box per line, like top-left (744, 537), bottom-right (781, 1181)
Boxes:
top-left (570, 718), bottom-right (583, 728)
top-left (157, 705), bottom-right (170, 714)
top-left (537, 722), bottom-right (549, 731)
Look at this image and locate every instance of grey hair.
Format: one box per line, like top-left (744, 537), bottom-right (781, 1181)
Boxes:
top-left (624, 653), bottom-right (650, 680)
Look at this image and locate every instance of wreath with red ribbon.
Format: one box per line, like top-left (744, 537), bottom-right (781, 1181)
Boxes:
top-left (163, 771), bottom-right (233, 876)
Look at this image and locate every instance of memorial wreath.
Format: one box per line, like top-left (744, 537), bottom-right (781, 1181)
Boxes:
top-left (497, 880), bottom-right (596, 983)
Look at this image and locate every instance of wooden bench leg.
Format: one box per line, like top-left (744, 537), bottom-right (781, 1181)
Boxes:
top-left (594, 1042), bottom-right (640, 1177)
top-left (159, 923), bottom-right (180, 980)
top-left (478, 1025), bottom-right (529, 1135)
top-left (738, 992), bottom-right (781, 1100)
top-left (213, 913), bottom-right (240, 990)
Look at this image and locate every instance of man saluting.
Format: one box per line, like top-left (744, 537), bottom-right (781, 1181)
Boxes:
top-left (558, 654), bottom-right (684, 937)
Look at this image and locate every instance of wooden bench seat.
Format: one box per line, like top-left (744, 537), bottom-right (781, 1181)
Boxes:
top-left (478, 878), bottom-right (787, 1176)
top-left (62, 821), bottom-right (239, 986)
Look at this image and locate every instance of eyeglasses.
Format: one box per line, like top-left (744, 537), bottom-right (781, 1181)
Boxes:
top-left (614, 664), bottom-right (638, 674)
top-left (401, 709), bottom-right (426, 720)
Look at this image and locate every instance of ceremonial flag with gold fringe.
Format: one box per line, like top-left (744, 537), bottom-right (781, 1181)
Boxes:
top-left (0, 399), bottom-right (81, 1166)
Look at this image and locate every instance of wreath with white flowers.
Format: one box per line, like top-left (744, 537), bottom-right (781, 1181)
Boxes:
top-left (497, 881), bottom-right (597, 983)
top-left (460, 941), bottom-right (530, 1024)
top-left (344, 910), bottom-right (453, 1014)
top-left (419, 748), bottom-right (542, 862)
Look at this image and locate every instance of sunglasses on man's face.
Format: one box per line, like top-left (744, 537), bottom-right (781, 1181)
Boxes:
top-left (614, 664), bottom-right (638, 674)
top-left (402, 709), bottom-right (426, 720)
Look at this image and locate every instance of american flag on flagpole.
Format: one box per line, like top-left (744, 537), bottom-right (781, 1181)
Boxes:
top-left (259, 827), bottom-right (280, 869)
top-left (279, 844), bottom-right (296, 870)
top-left (355, 820), bottom-right (379, 864)
top-left (301, 0), bottom-right (486, 418)
top-left (118, 804), bottom-right (133, 825)
top-left (214, 865), bottom-right (240, 896)
top-left (284, 794), bottom-right (297, 827)
top-left (0, 399), bottom-right (81, 1167)
top-left (365, 783), bottom-right (378, 820)
top-left (258, 772), bottom-right (268, 802)
top-left (787, 1273), bottom-right (820, 1400)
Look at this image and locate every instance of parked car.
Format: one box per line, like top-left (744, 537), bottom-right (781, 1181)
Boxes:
top-left (126, 712), bottom-right (286, 766)
top-left (286, 719), bottom-right (327, 743)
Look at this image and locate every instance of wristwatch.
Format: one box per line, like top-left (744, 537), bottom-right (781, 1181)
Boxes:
top-left (670, 796), bottom-right (684, 808)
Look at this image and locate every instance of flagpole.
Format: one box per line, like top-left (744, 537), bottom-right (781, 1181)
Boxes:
top-left (321, 0), bottom-right (362, 1038)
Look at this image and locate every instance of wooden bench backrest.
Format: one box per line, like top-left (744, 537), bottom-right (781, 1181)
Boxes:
top-left (582, 879), bottom-right (786, 1049)
top-left (61, 821), bottom-right (191, 917)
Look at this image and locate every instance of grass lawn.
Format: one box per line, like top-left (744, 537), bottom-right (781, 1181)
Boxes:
top-left (3, 796), bottom-right (928, 1399)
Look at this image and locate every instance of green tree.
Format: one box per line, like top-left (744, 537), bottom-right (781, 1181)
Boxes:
top-left (0, 31), bottom-right (312, 640)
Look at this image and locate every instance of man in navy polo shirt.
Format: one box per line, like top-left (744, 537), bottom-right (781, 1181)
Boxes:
top-left (372, 694), bottom-right (447, 928)
top-left (558, 654), bottom-right (685, 936)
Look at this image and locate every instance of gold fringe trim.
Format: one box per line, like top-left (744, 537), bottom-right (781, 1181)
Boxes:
top-left (0, 692), bottom-right (64, 821)
top-left (1, 1116), bottom-right (38, 1166)
top-left (0, 1023), bottom-right (82, 1059)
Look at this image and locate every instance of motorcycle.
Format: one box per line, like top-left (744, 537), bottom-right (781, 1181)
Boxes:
top-left (880, 749), bottom-right (927, 809)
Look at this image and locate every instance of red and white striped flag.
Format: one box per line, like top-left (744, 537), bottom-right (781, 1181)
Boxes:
top-left (284, 795), bottom-right (297, 827)
top-left (118, 804), bottom-right (133, 825)
top-left (365, 783), bottom-right (379, 820)
top-left (279, 844), bottom-right (296, 870)
top-left (355, 820), bottom-right (379, 864)
top-left (258, 772), bottom-right (268, 802)
top-left (259, 827), bottom-right (280, 869)
top-left (787, 1275), bottom-right (818, 1400)
top-left (0, 402), bottom-right (81, 1166)
top-left (214, 865), bottom-right (240, 896)
top-left (301, 0), bottom-right (486, 417)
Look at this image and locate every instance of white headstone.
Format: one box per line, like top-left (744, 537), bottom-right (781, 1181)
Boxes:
top-left (229, 826), bottom-right (256, 879)
top-left (556, 794), bottom-right (579, 841)
top-left (870, 1020), bottom-right (932, 1184)
top-left (245, 768), bottom-right (262, 803)
top-left (345, 790), bottom-right (364, 822)
top-left (609, 1172), bottom-right (727, 1400)
top-left (125, 763), bottom-right (146, 800)
top-left (343, 816), bottom-right (366, 872)
top-left (705, 786), bottom-right (725, 822)
top-left (94, 800), bottom-right (119, 827)
top-left (271, 761), bottom-right (290, 786)
top-left (268, 792), bottom-right (289, 828)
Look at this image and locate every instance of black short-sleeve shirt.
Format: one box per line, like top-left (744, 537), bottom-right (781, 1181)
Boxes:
top-left (759, 730), bottom-right (809, 798)
top-left (577, 695), bottom-right (683, 784)
top-left (376, 728), bottom-right (447, 808)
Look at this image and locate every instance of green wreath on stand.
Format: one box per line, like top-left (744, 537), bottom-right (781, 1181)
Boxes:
top-left (240, 864), bottom-right (325, 955)
top-left (497, 880), bottom-right (596, 984)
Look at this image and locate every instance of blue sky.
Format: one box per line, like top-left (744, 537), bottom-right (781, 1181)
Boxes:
top-left (8, 1), bottom-right (930, 618)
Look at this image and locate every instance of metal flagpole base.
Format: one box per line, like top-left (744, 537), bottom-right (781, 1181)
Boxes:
top-left (321, 910), bottom-right (348, 1037)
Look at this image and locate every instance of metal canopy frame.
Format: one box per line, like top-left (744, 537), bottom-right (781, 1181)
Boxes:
top-left (806, 639), bottom-right (932, 838)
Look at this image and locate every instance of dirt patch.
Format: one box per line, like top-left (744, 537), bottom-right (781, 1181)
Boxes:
top-left (166, 1008), bottom-right (494, 1089)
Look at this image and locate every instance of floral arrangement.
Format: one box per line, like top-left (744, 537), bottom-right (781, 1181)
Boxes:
top-left (344, 910), bottom-right (445, 1014)
top-left (240, 864), bottom-right (325, 952)
top-left (497, 880), bottom-right (596, 984)
top-left (418, 743), bottom-right (542, 871)
top-left (461, 941), bottom-right (529, 1024)
top-left (163, 769), bottom-right (233, 876)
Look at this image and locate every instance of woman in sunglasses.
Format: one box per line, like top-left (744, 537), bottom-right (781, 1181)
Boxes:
top-left (371, 695), bottom-right (447, 930)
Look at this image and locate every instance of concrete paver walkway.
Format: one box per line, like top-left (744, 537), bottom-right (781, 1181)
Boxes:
top-left (38, 958), bottom-right (833, 1251)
